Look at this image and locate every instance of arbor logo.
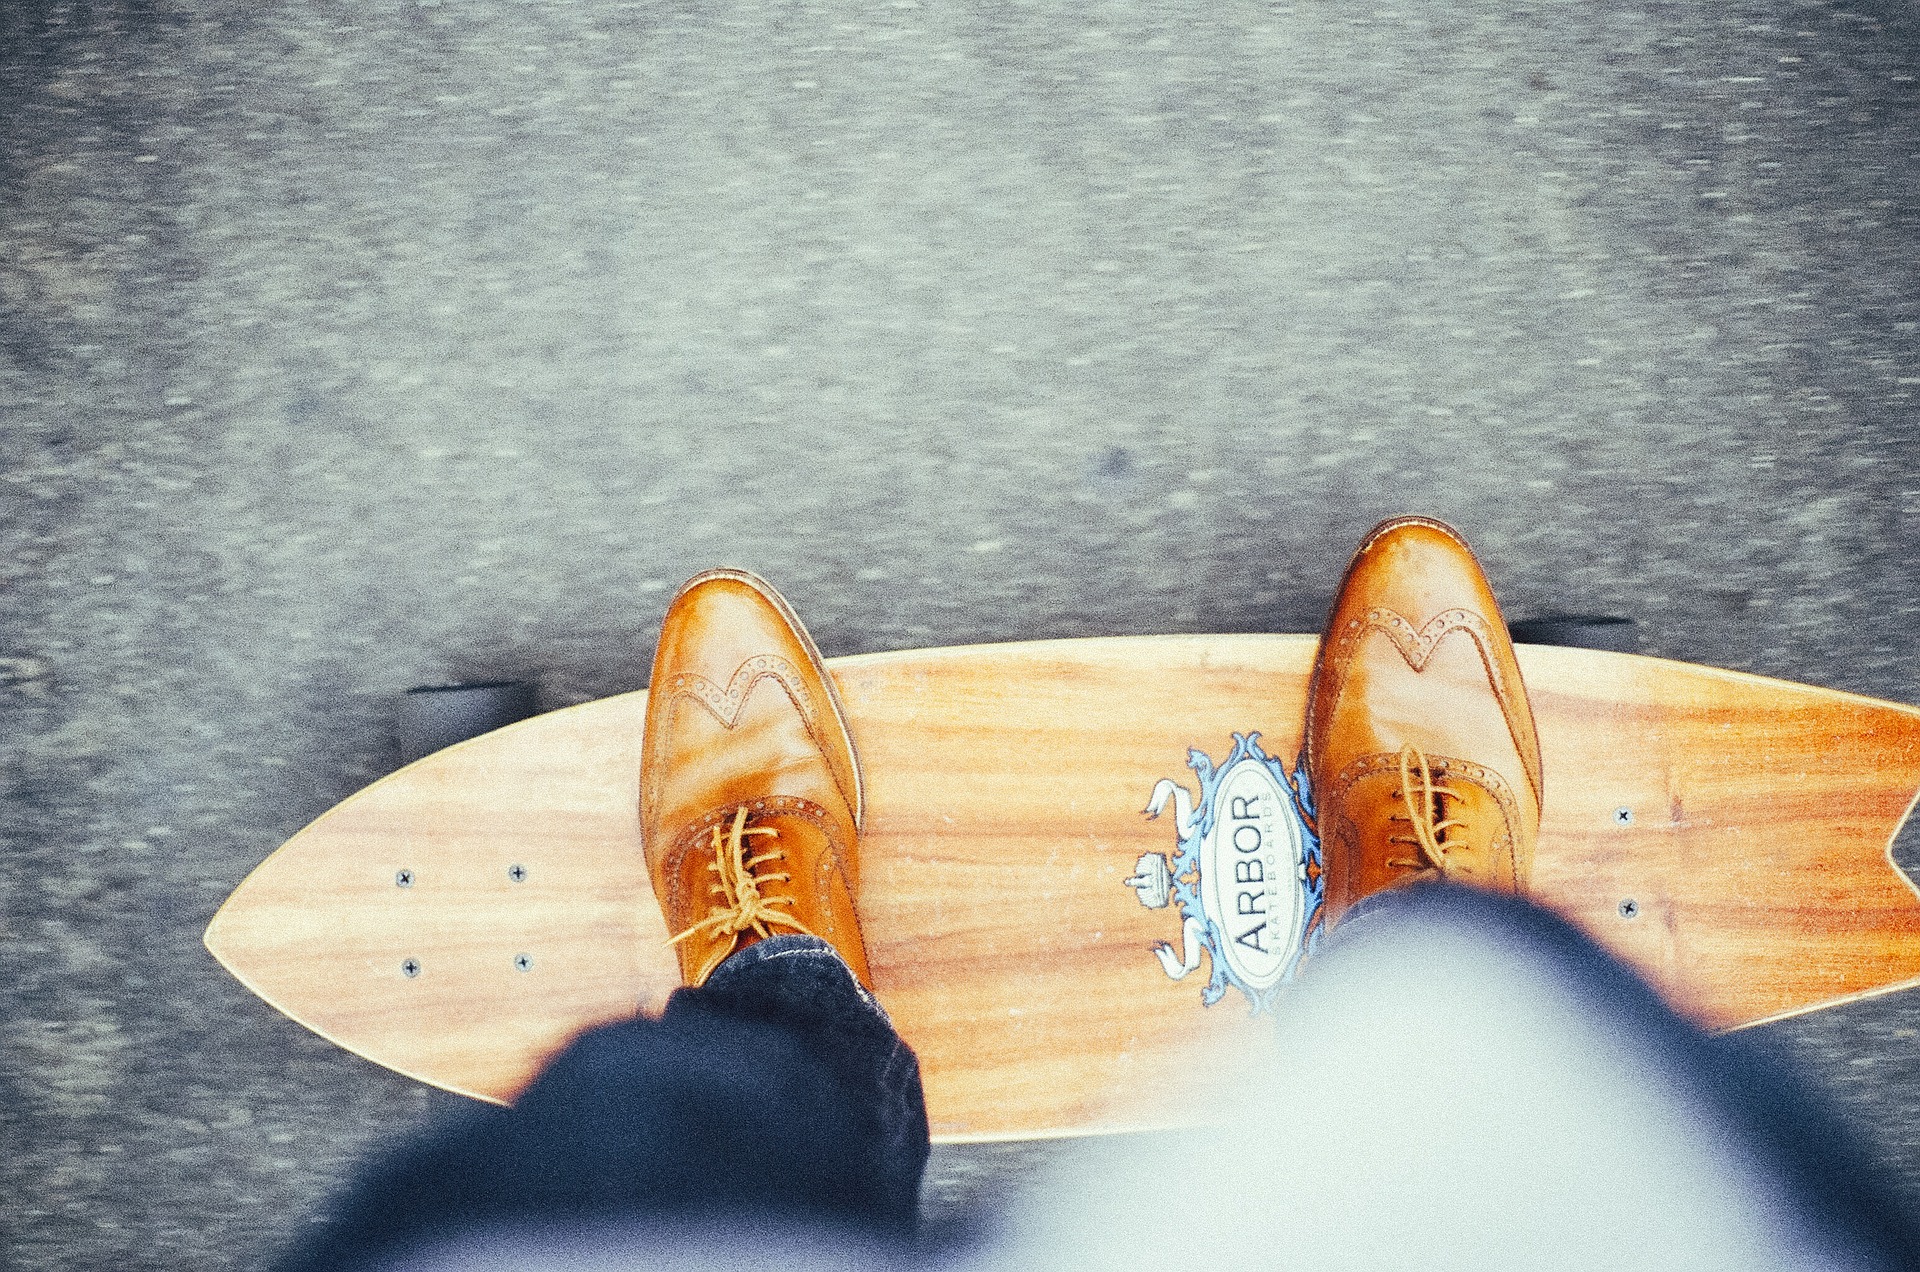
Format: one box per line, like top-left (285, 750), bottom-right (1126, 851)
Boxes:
top-left (1127, 733), bottom-right (1322, 1012)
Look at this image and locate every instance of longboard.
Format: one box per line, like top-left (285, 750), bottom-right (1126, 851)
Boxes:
top-left (205, 636), bottom-right (1920, 1141)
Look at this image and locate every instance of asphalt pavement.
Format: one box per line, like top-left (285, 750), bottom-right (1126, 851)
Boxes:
top-left (2, 0), bottom-right (1918, 1267)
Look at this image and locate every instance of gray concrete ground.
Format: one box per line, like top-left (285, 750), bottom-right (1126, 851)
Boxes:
top-left (3, 0), bottom-right (1919, 1267)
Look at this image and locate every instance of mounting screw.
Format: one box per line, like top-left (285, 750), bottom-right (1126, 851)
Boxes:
top-left (396, 869), bottom-right (414, 887)
top-left (1618, 899), bottom-right (1640, 920)
top-left (508, 864), bottom-right (527, 883)
top-left (514, 953), bottom-right (533, 972)
top-left (402, 958), bottom-right (421, 977)
top-left (1613, 807), bottom-right (1633, 826)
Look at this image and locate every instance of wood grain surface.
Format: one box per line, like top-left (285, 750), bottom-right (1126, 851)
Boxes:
top-left (204, 636), bottom-right (1920, 1140)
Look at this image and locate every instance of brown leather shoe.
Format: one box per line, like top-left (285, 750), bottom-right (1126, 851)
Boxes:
top-left (639, 569), bottom-right (872, 988)
top-left (1303, 517), bottom-right (1543, 929)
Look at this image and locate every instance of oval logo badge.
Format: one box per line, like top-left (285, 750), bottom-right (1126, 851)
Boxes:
top-left (1199, 757), bottom-right (1306, 991)
top-left (1135, 733), bottom-right (1322, 1012)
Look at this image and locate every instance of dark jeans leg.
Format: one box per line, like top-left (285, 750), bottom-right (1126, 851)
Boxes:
top-left (279, 934), bottom-right (928, 1272)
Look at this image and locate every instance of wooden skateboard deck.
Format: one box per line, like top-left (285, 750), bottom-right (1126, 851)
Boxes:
top-left (205, 636), bottom-right (1920, 1141)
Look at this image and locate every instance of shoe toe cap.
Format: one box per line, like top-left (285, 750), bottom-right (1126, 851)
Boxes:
top-left (1342, 518), bottom-right (1503, 623)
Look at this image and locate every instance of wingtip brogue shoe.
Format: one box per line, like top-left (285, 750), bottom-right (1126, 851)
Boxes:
top-left (1304, 517), bottom-right (1543, 929)
top-left (639, 569), bottom-right (872, 988)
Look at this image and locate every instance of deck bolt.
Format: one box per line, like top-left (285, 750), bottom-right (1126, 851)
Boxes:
top-left (514, 954), bottom-right (533, 972)
top-left (402, 958), bottom-right (421, 977)
top-left (1614, 807), bottom-right (1633, 826)
top-left (396, 869), bottom-right (414, 887)
top-left (1619, 899), bottom-right (1639, 920)
top-left (508, 864), bottom-right (527, 883)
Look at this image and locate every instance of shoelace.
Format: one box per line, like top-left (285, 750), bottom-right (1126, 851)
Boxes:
top-left (666, 805), bottom-right (819, 984)
top-left (1384, 745), bottom-right (1469, 875)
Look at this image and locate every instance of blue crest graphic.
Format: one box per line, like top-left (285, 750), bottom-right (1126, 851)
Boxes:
top-left (1127, 733), bottom-right (1323, 1013)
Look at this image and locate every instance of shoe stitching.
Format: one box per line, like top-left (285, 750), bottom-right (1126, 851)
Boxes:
top-left (643, 655), bottom-right (858, 816)
top-left (1317, 606), bottom-right (1542, 803)
top-left (670, 655), bottom-right (816, 729)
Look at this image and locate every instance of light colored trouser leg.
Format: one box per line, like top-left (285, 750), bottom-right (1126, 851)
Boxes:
top-left (984, 892), bottom-right (1882, 1272)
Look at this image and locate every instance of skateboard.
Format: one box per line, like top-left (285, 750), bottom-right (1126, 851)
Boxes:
top-left (205, 635), bottom-right (1920, 1141)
